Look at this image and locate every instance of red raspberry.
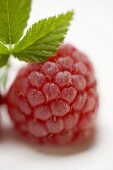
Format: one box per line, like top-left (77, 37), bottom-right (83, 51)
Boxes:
top-left (6, 44), bottom-right (99, 144)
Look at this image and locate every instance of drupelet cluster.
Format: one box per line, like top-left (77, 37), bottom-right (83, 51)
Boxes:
top-left (6, 44), bottom-right (98, 144)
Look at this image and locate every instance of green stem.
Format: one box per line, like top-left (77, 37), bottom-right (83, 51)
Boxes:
top-left (9, 44), bottom-right (12, 54)
top-left (0, 61), bottom-right (10, 91)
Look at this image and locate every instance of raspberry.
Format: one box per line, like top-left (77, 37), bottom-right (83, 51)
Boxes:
top-left (6, 44), bottom-right (99, 144)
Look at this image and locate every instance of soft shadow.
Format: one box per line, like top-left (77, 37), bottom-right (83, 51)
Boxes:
top-left (0, 126), bottom-right (97, 156)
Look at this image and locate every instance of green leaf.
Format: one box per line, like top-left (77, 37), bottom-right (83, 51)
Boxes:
top-left (0, 0), bottom-right (31, 44)
top-left (13, 11), bottom-right (74, 62)
top-left (0, 42), bottom-right (9, 67)
top-left (0, 65), bottom-right (9, 88)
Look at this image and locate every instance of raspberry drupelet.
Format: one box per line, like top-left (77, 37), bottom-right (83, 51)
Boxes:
top-left (6, 44), bottom-right (99, 144)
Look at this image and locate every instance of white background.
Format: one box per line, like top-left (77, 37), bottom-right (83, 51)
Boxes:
top-left (0, 0), bottom-right (113, 170)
